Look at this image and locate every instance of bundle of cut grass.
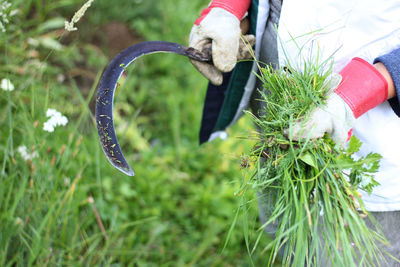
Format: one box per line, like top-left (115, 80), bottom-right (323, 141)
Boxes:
top-left (248, 61), bottom-right (388, 266)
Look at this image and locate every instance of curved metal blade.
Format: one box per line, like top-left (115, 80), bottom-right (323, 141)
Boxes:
top-left (95, 41), bottom-right (211, 176)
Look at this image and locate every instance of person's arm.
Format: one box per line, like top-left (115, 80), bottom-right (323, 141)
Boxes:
top-left (288, 55), bottom-right (397, 146)
top-left (374, 62), bottom-right (395, 99)
top-left (374, 47), bottom-right (400, 113)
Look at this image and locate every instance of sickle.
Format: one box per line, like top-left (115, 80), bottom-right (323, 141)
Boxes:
top-left (95, 41), bottom-right (211, 176)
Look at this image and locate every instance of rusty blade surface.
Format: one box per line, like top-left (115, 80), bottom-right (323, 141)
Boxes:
top-left (95, 41), bottom-right (211, 176)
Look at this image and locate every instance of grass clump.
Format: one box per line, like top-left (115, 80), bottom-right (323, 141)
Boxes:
top-left (248, 62), bottom-right (387, 266)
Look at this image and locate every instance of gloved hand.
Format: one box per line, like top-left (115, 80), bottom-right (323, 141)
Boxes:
top-left (286, 58), bottom-right (389, 147)
top-left (189, 0), bottom-right (254, 85)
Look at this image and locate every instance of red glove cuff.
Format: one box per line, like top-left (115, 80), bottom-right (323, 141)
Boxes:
top-left (335, 57), bottom-right (388, 118)
top-left (194, 0), bottom-right (251, 25)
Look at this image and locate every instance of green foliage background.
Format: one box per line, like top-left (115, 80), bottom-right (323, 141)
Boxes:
top-left (0, 0), bottom-right (273, 265)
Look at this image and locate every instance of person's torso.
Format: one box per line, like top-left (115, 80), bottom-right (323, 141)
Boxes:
top-left (275, 0), bottom-right (400, 211)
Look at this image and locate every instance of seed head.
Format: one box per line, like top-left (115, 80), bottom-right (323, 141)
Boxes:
top-left (64, 0), bottom-right (94, 32)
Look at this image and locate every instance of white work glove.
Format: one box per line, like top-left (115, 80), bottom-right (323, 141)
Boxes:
top-left (287, 91), bottom-right (356, 147)
top-left (189, 8), bottom-right (255, 85)
top-left (286, 58), bottom-right (389, 147)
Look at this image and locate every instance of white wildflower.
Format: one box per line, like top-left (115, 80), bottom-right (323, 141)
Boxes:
top-left (17, 145), bottom-right (39, 161)
top-left (0, 0), bottom-right (13, 33)
top-left (57, 74), bottom-right (65, 83)
top-left (1, 78), bottom-right (14, 91)
top-left (64, 0), bottom-right (94, 32)
top-left (9, 9), bottom-right (17, 17)
top-left (43, 108), bottom-right (68, 132)
top-left (64, 177), bottom-right (71, 187)
top-left (27, 37), bottom-right (40, 47)
top-left (15, 217), bottom-right (23, 226)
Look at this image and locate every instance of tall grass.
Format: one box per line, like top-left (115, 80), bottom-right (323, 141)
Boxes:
top-left (0, 0), bottom-right (272, 265)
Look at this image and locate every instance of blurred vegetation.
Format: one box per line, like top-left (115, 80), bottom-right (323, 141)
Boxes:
top-left (0, 0), bottom-right (273, 266)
